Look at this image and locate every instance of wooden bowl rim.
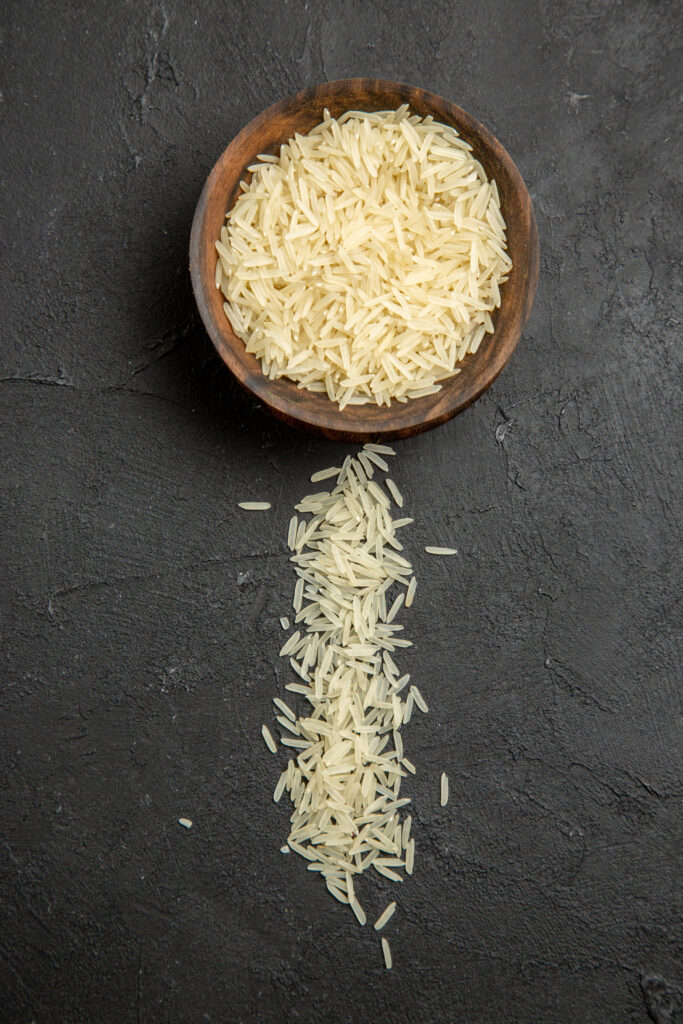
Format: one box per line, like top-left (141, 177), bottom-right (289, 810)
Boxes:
top-left (190, 78), bottom-right (539, 441)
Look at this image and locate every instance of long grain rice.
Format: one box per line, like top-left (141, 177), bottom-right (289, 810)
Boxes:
top-left (273, 771), bottom-right (287, 803)
top-left (405, 576), bottom-right (417, 607)
top-left (411, 685), bottom-right (428, 713)
top-left (350, 898), bottom-right (367, 926)
top-left (311, 466), bottom-right (341, 483)
top-left (266, 448), bottom-right (436, 949)
top-left (385, 478), bottom-right (403, 507)
top-left (217, 109), bottom-right (510, 407)
top-left (262, 724), bottom-right (277, 753)
top-left (406, 839), bottom-right (415, 874)
top-left (374, 901), bottom-right (397, 931)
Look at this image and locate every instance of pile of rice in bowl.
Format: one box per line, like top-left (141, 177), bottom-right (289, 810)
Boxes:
top-left (215, 105), bottom-right (511, 409)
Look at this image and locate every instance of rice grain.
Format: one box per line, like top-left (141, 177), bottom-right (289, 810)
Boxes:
top-left (261, 724), bottom-right (277, 753)
top-left (385, 479), bottom-right (404, 508)
top-left (374, 901), bottom-right (397, 931)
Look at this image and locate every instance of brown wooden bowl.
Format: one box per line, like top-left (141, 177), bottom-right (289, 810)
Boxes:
top-left (190, 79), bottom-right (539, 441)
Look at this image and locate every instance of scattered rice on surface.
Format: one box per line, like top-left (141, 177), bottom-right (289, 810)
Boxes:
top-left (267, 444), bottom-right (428, 939)
top-left (262, 444), bottom-right (462, 969)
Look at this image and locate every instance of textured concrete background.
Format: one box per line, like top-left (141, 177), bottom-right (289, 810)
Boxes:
top-left (1, 1), bottom-right (681, 1022)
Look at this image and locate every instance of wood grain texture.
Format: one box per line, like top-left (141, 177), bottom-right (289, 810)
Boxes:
top-left (190, 79), bottom-right (539, 441)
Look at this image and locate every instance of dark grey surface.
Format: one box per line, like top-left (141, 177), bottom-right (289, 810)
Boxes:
top-left (1, 1), bottom-right (681, 1022)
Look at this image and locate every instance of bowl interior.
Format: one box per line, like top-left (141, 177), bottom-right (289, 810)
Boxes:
top-left (190, 79), bottom-right (539, 441)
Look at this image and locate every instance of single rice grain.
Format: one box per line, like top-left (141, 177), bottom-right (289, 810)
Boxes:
top-left (262, 724), bottom-right (277, 753)
top-left (385, 479), bottom-right (403, 507)
top-left (374, 901), bottom-right (397, 931)
top-left (351, 898), bottom-right (367, 926)
top-left (406, 839), bottom-right (415, 875)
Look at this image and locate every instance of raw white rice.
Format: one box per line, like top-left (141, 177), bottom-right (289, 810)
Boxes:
top-left (364, 450), bottom-right (389, 472)
top-left (425, 546), bottom-right (458, 555)
top-left (280, 616), bottom-right (290, 629)
top-left (406, 838), bottom-right (415, 874)
top-left (374, 863), bottom-right (404, 883)
top-left (364, 443), bottom-right (396, 456)
top-left (405, 576), bottom-right (417, 607)
top-left (387, 592), bottom-right (405, 622)
top-left (238, 501), bottom-right (272, 511)
top-left (261, 724), bottom-right (277, 753)
top-left (268, 449), bottom-right (428, 924)
top-left (440, 772), bottom-right (449, 806)
top-left (350, 897), bottom-right (367, 926)
top-left (311, 466), bottom-right (342, 483)
top-left (327, 884), bottom-right (349, 905)
top-left (374, 901), bottom-right (397, 931)
top-left (273, 771), bottom-right (287, 803)
top-left (411, 685), bottom-right (428, 713)
top-left (273, 697), bottom-right (296, 722)
top-left (178, 817), bottom-right (192, 829)
top-left (385, 478), bottom-right (403, 507)
top-left (216, 107), bottom-right (510, 408)
top-left (266, 447), bottom-right (443, 957)
top-left (382, 936), bottom-right (393, 970)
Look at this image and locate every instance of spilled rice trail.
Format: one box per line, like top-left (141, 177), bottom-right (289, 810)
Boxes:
top-left (264, 444), bottom-right (427, 954)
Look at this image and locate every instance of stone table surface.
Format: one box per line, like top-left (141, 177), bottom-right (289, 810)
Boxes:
top-left (1, 1), bottom-right (680, 1022)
